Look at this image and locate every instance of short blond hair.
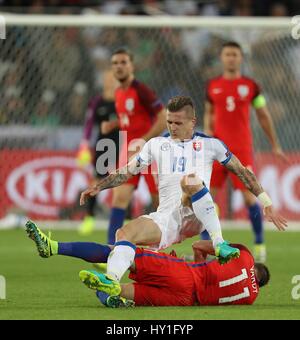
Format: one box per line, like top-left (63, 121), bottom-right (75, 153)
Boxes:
top-left (167, 96), bottom-right (195, 119)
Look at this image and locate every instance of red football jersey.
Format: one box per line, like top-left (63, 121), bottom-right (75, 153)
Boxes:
top-left (115, 79), bottom-right (163, 141)
top-left (206, 76), bottom-right (261, 153)
top-left (192, 244), bottom-right (259, 305)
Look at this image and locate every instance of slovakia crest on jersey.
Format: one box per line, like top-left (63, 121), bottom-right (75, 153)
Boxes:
top-left (193, 141), bottom-right (202, 152)
top-left (238, 85), bottom-right (249, 98)
top-left (125, 98), bottom-right (135, 112)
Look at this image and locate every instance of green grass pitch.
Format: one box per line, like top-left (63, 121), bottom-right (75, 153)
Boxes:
top-left (0, 228), bottom-right (300, 320)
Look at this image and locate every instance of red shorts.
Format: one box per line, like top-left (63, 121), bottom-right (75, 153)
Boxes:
top-left (118, 142), bottom-right (158, 194)
top-left (210, 150), bottom-right (254, 190)
top-left (129, 248), bottom-right (196, 306)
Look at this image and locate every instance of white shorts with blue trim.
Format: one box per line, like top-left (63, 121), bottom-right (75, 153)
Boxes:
top-left (142, 204), bottom-right (204, 251)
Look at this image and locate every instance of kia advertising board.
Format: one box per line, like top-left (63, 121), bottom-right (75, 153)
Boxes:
top-left (0, 150), bottom-right (93, 219)
top-left (0, 150), bottom-right (299, 220)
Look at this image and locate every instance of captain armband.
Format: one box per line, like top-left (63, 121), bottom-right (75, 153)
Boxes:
top-left (252, 94), bottom-right (266, 109)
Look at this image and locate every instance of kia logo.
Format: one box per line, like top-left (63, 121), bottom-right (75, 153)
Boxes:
top-left (6, 157), bottom-right (91, 216)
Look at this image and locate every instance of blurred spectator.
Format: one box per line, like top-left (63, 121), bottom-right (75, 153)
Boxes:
top-left (0, 0), bottom-right (298, 16)
top-left (152, 29), bottom-right (201, 108)
top-left (123, 29), bottom-right (157, 83)
top-left (233, 0), bottom-right (254, 16)
top-left (198, 34), bottom-right (226, 83)
top-left (27, 0), bottom-right (44, 14)
top-left (98, 28), bottom-right (120, 53)
top-left (138, 0), bottom-right (166, 15)
top-left (68, 81), bottom-right (89, 124)
top-left (30, 27), bottom-right (93, 124)
top-left (100, 0), bottom-right (127, 14)
top-left (270, 2), bottom-right (288, 16)
top-left (35, 29), bottom-right (81, 88)
top-left (201, 0), bottom-right (233, 16)
top-left (0, 64), bottom-right (25, 124)
top-left (164, 0), bottom-right (199, 15)
top-left (30, 90), bottom-right (60, 126)
top-left (181, 28), bottom-right (210, 66)
top-left (90, 48), bottom-right (111, 90)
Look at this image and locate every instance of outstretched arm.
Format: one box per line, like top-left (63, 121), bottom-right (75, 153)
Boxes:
top-left (80, 157), bottom-right (144, 206)
top-left (225, 155), bottom-right (287, 231)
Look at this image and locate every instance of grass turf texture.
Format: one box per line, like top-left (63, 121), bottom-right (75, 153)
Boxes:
top-left (0, 228), bottom-right (300, 320)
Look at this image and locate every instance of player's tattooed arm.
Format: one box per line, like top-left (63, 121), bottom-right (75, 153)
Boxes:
top-left (225, 154), bottom-right (288, 231)
top-left (80, 158), bottom-right (143, 205)
top-left (225, 155), bottom-right (264, 197)
top-left (94, 168), bottom-right (132, 191)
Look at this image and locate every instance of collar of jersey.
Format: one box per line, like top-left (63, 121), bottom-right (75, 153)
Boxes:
top-left (169, 132), bottom-right (199, 144)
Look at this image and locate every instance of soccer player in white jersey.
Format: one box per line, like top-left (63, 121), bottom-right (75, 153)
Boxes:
top-left (76, 95), bottom-right (287, 296)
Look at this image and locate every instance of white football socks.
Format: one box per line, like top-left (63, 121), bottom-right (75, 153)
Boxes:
top-left (106, 241), bottom-right (136, 281)
top-left (191, 187), bottom-right (224, 248)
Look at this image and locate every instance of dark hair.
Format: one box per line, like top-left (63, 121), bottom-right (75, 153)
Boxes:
top-left (111, 47), bottom-right (134, 61)
top-left (167, 96), bottom-right (195, 117)
top-left (221, 41), bottom-right (243, 52)
top-left (255, 263), bottom-right (270, 288)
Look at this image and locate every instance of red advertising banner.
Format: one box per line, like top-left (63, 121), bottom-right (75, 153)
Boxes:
top-left (0, 150), bottom-right (93, 220)
top-left (0, 150), bottom-right (299, 221)
top-left (215, 153), bottom-right (300, 221)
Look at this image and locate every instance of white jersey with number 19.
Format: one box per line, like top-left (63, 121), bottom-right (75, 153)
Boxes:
top-left (136, 132), bottom-right (232, 214)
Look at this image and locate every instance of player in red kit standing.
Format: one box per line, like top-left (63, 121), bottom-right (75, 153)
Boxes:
top-left (103, 48), bottom-right (166, 244)
top-left (79, 240), bottom-right (269, 307)
top-left (204, 41), bottom-right (286, 262)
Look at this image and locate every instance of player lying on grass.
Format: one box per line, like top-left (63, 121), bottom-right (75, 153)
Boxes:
top-left (80, 240), bottom-right (270, 308)
top-left (24, 222), bottom-right (269, 308)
